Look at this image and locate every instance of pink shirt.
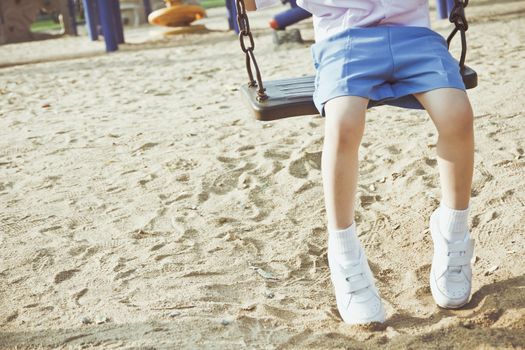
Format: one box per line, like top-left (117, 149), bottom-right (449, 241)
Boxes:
top-left (255, 0), bottom-right (431, 42)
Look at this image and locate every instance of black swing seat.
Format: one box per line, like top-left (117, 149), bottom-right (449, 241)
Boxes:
top-left (241, 65), bottom-right (477, 121)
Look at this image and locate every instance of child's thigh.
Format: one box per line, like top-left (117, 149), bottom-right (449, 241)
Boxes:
top-left (324, 96), bottom-right (369, 132)
top-left (414, 88), bottom-right (473, 133)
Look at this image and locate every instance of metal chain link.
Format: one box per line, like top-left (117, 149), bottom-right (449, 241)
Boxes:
top-left (235, 0), bottom-right (268, 101)
top-left (447, 0), bottom-right (469, 69)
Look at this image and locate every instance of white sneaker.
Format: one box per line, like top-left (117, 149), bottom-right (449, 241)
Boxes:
top-left (328, 245), bottom-right (385, 324)
top-left (429, 209), bottom-right (475, 309)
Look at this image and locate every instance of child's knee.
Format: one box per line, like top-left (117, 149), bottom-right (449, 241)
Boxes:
top-left (324, 96), bottom-right (368, 148)
top-left (325, 114), bottom-right (365, 149)
top-left (439, 104), bottom-right (474, 138)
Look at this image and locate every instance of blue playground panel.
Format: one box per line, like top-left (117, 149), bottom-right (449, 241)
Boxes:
top-left (271, 0), bottom-right (311, 30)
top-left (436, 0), bottom-right (457, 19)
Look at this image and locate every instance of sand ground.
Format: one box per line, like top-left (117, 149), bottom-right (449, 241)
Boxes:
top-left (0, 0), bottom-right (524, 349)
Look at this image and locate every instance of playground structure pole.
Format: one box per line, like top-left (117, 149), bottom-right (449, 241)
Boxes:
top-left (143, 0), bottom-right (152, 18)
top-left (82, 0), bottom-right (98, 40)
top-left (96, 0), bottom-right (118, 52)
top-left (111, 0), bottom-right (125, 44)
top-left (225, 0), bottom-right (239, 33)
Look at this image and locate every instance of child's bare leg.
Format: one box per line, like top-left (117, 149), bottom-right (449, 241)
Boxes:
top-left (323, 95), bottom-right (385, 324)
top-left (415, 88), bottom-right (475, 309)
top-left (414, 88), bottom-right (474, 210)
top-left (322, 96), bottom-right (368, 231)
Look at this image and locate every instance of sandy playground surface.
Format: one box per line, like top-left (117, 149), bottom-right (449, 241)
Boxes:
top-left (0, 0), bottom-right (524, 349)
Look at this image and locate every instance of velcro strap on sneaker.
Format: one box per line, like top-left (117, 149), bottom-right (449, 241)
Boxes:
top-left (445, 239), bottom-right (475, 267)
top-left (342, 277), bottom-right (371, 294)
top-left (343, 264), bottom-right (364, 278)
top-left (445, 254), bottom-right (471, 267)
top-left (447, 239), bottom-right (475, 256)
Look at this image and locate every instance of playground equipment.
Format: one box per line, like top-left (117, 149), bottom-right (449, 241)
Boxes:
top-left (225, 0), bottom-right (310, 44)
top-left (269, 0), bottom-right (310, 30)
top-left (235, 0), bottom-right (477, 121)
top-left (437, 0), bottom-right (459, 19)
top-left (269, 0), bottom-right (311, 45)
top-left (81, 0), bottom-right (131, 52)
top-left (148, 0), bottom-right (206, 28)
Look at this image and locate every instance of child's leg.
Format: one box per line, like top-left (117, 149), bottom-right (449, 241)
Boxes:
top-left (414, 88), bottom-right (474, 210)
top-left (414, 88), bottom-right (475, 309)
top-left (322, 95), bottom-right (385, 324)
top-left (323, 96), bottom-right (369, 231)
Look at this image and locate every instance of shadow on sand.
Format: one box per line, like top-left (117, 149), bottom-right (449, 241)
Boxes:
top-left (1, 275), bottom-right (523, 348)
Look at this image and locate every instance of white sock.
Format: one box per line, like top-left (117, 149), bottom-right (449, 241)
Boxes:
top-left (438, 204), bottom-right (470, 242)
top-left (328, 222), bottom-right (361, 265)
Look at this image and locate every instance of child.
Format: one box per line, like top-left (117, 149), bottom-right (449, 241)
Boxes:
top-left (245, 0), bottom-right (475, 324)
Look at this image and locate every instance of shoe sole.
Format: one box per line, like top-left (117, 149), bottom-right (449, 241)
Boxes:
top-left (337, 297), bottom-right (386, 324)
top-left (429, 266), bottom-right (470, 309)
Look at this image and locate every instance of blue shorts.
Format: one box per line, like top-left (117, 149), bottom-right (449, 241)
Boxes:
top-left (311, 26), bottom-right (466, 116)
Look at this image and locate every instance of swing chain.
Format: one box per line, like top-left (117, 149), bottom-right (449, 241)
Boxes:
top-left (235, 0), bottom-right (268, 101)
top-left (447, 0), bottom-right (469, 70)
top-left (449, 0), bottom-right (469, 32)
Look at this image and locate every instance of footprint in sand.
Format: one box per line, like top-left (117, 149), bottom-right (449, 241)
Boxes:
top-left (31, 249), bottom-right (55, 271)
top-left (462, 309), bottom-right (504, 329)
top-left (288, 151), bottom-right (322, 179)
top-left (387, 145), bottom-right (402, 155)
top-left (263, 149), bottom-right (290, 161)
top-left (198, 159), bottom-right (255, 202)
top-left (471, 163), bottom-right (494, 198)
top-left (164, 157), bottom-right (199, 172)
top-left (412, 264), bottom-right (432, 298)
top-left (54, 269), bottom-right (80, 284)
top-left (199, 282), bottom-right (249, 303)
top-left (244, 187), bottom-right (273, 222)
top-left (359, 194), bottom-right (381, 208)
top-left (114, 269), bottom-right (137, 281)
top-left (72, 288), bottom-right (88, 306)
top-left (487, 189), bottom-right (525, 209)
top-left (471, 210), bottom-right (499, 230)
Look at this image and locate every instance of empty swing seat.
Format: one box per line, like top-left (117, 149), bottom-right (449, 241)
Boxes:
top-left (241, 65), bottom-right (477, 121)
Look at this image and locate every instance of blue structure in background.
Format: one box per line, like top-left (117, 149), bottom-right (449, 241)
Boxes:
top-left (111, 0), bottom-right (125, 44)
top-left (271, 0), bottom-right (311, 30)
top-left (225, 0), bottom-right (239, 33)
top-left (436, 0), bottom-right (456, 19)
top-left (143, 0), bottom-right (153, 18)
top-left (95, 0), bottom-right (119, 51)
top-left (82, 0), bottom-right (98, 41)
top-left (81, 0), bottom-right (140, 52)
